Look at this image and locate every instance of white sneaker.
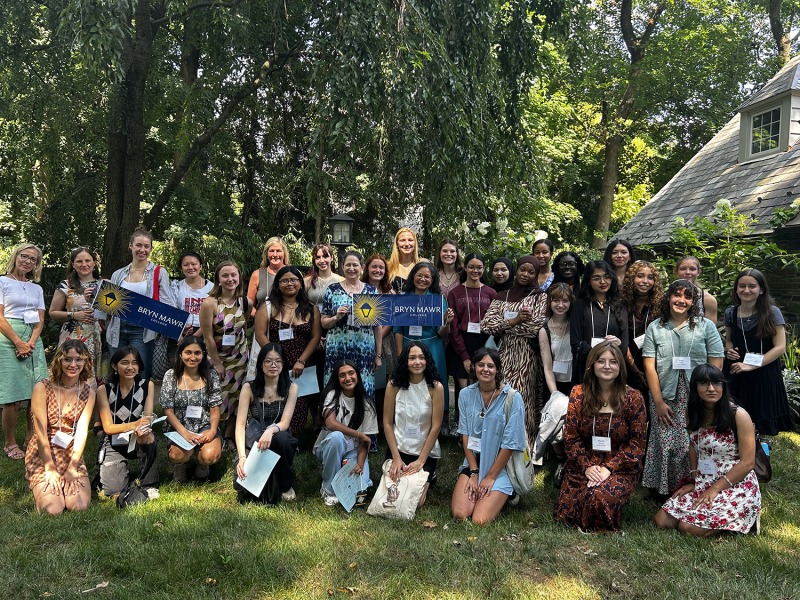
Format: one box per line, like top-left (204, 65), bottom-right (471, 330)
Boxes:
top-left (281, 487), bottom-right (296, 501)
top-left (145, 487), bottom-right (160, 499)
top-left (321, 485), bottom-right (338, 506)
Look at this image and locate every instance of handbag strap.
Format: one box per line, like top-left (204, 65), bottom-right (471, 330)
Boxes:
top-left (503, 386), bottom-right (518, 423)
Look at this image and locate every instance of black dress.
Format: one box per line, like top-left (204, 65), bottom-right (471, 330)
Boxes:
top-left (570, 298), bottom-right (629, 385)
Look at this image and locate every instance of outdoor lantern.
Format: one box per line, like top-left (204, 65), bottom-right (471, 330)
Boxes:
top-left (329, 213), bottom-right (354, 246)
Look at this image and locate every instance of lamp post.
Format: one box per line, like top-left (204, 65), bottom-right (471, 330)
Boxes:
top-left (329, 213), bottom-right (355, 275)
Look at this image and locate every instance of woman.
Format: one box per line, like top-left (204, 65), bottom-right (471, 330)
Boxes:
top-left (386, 227), bottom-right (420, 292)
top-left (0, 243), bottom-right (47, 459)
top-left (539, 283), bottom-right (575, 398)
top-left (621, 260), bottom-right (663, 397)
top-left (552, 251), bottom-right (584, 296)
top-left (107, 227), bottom-right (174, 379)
top-left (655, 365), bottom-right (761, 536)
top-left (314, 361), bottom-right (378, 506)
top-left (171, 252), bottom-right (214, 338)
top-left (95, 347), bottom-right (159, 499)
top-left (254, 265), bottom-right (321, 436)
top-left (362, 253), bottom-right (395, 430)
top-left (481, 256), bottom-right (547, 447)
top-left (532, 239), bottom-right (555, 290)
top-left (49, 246), bottom-right (102, 381)
top-left (436, 239), bottom-right (464, 299)
top-left (234, 343), bottom-right (299, 504)
top-left (603, 238), bottom-right (635, 287)
top-left (247, 236), bottom-right (290, 315)
top-left (674, 256), bottom-right (718, 323)
top-left (160, 336), bottom-right (222, 481)
top-left (490, 257), bottom-right (514, 293)
top-left (393, 262), bottom-right (454, 433)
top-left (724, 269), bottom-right (795, 435)
top-left (570, 260), bottom-right (629, 386)
top-left (321, 251), bottom-right (382, 400)
top-left (642, 279), bottom-right (724, 497)
top-left (25, 340), bottom-right (95, 514)
top-left (383, 342), bottom-right (444, 507)
top-left (553, 342), bottom-right (647, 533)
top-left (200, 260), bottom-right (250, 446)
top-left (451, 347), bottom-right (526, 525)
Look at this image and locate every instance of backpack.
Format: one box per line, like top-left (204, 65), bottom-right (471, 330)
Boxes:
top-left (503, 388), bottom-right (535, 495)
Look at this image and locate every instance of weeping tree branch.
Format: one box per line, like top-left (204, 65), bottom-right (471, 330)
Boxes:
top-left (151, 0), bottom-right (242, 26)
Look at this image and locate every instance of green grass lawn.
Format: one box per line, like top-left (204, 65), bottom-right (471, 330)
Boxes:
top-left (1, 426), bottom-right (798, 600)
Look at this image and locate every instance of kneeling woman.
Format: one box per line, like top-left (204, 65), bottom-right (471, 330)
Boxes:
top-left (96, 347), bottom-right (159, 498)
top-left (25, 340), bottom-right (96, 515)
top-left (160, 336), bottom-right (222, 481)
top-left (314, 361), bottom-right (378, 506)
top-left (553, 342), bottom-right (647, 533)
top-left (383, 342), bottom-right (444, 508)
top-left (655, 365), bottom-right (761, 536)
top-left (452, 347), bottom-right (526, 525)
top-left (234, 343), bottom-right (299, 504)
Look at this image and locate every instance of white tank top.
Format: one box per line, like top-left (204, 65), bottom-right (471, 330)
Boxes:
top-left (393, 380), bottom-right (441, 458)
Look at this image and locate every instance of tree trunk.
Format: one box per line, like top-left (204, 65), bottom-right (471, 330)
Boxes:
top-left (595, 133), bottom-right (623, 248)
top-left (769, 0), bottom-right (791, 65)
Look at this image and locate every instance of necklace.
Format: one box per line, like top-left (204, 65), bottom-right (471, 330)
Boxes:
top-left (342, 280), bottom-right (361, 295)
top-left (478, 387), bottom-right (500, 419)
top-left (440, 270), bottom-right (457, 285)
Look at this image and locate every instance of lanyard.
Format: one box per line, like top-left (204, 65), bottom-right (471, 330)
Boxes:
top-left (738, 310), bottom-right (763, 355)
top-left (8, 276), bottom-right (33, 313)
top-left (669, 323), bottom-right (696, 358)
top-left (466, 285), bottom-right (482, 323)
top-left (590, 303), bottom-right (610, 339)
top-left (633, 307), bottom-right (649, 340)
top-left (592, 414), bottom-right (612, 438)
top-left (549, 319), bottom-right (570, 361)
top-left (57, 384), bottom-right (80, 438)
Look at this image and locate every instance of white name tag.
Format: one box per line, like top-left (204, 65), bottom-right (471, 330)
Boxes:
top-left (222, 333), bottom-right (236, 346)
top-left (552, 360), bottom-right (570, 375)
top-left (185, 405), bottom-right (203, 419)
top-left (503, 311), bottom-right (518, 320)
top-left (405, 424), bottom-right (421, 439)
top-left (408, 325), bottom-right (423, 337)
top-left (672, 356), bottom-right (691, 370)
top-left (743, 353), bottom-right (764, 367)
top-left (344, 437), bottom-right (355, 452)
top-left (279, 327), bottom-right (294, 341)
top-left (317, 303), bottom-right (323, 314)
top-left (634, 334), bottom-right (646, 349)
top-left (592, 435), bottom-right (611, 452)
top-left (51, 430), bottom-right (74, 449)
top-left (93, 309), bottom-right (107, 321)
top-left (698, 458), bottom-right (717, 476)
top-left (591, 337), bottom-right (605, 348)
top-left (23, 310), bottom-right (40, 324)
top-left (467, 322), bottom-right (481, 334)
top-left (467, 436), bottom-right (481, 452)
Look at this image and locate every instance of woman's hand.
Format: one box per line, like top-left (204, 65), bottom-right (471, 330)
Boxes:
top-left (63, 466), bottom-right (85, 496)
top-left (389, 458), bottom-right (405, 481)
top-left (373, 354), bottom-right (382, 371)
top-left (603, 335), bottom-right (622, 347)
top-left (213, 363), bottom-right (225, 379)
top-left (402, 459), bottom-right (425, 477)
top-left (14, 339), bottom-right (32, 358)
top-left (358, 432), bottom-right (371, 447)
top-left (692, 486), bottom-right (720, 509)
top-left (352, 462), bottom-right (365, 476)
top-left (74, 309), bottom-right (95, 324)
top-left (462, 359), bottom-right (472, 374)
top-left (336, 305), bottom-right (350, 319)
top-left (730, 362), bottom-right (757, 374)
top-left (445, 308), bottom-right (455, 325)
top-left (257, 428), bottom-right (275, 450)
top-left (726, 347), bottom-right (741, 362)
top-left (292, 361), bottom-right (305, 378)
top-left (236, 457), bottom-right (247, 480)
top-left (183, 430), bottom-right (203, 446)
top-left (585, 466), bottom-right (611, 487)
top-left (655, 400), bottom-right (675, 427)
top-left (477, 476), bottom-right (496, 499)
top-left (514, 307), bottom-right (533, 324)
top-left (43, 469), bottom-right (63, 496)
top-left (135, 430), bottom-right (155, 445)
top-left (671, 482), bottom-right (695, 498)
top-left (464, 474), bottom-right (478, 503)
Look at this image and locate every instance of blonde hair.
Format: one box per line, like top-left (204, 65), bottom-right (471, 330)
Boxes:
top-left (259, 236), bottom-right (291, 270)
top-left (386, 227), bottom-right (420, 281)
top-left (6, 243), bottom-right (43, 282)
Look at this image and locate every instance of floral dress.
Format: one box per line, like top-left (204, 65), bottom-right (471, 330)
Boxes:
top-left (56, 280), bottom-right (103, 380)
top-left (210, 298), bottom-right (249, 419)
top-left (160, 369), bottom-right (222, 434)
top-left (661, 425), bottom-right (761, 533)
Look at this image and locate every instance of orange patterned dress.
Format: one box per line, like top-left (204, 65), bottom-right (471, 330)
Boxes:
top-left (25, 379), bottom-right (92, 488)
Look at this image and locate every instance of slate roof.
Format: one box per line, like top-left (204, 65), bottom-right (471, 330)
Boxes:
top-left (616, 56), bottom-right (800, 247)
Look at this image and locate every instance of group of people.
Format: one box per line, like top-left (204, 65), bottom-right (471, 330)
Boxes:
top-left (0, 229), bottom-right (792, 533)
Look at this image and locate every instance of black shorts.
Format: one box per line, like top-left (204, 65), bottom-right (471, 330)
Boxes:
top-left (385, 449), bottom-right (438, 484)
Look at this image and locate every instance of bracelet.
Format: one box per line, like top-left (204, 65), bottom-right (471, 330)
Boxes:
top-left (67, 312), bottom-right (74, 320)
top-left (689, 469), bottom-right (699, 475)
top-left (721, 474), bottom-right (734, 488)
top-left (469, 469), bottom-right (479, 475)
top-left (272, 424), bottom-right (280, 432)
top-left (296, 359), bottom-right (306, 366)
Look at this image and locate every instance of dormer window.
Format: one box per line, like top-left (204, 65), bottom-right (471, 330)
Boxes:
top-left (738, 94), bottom-right (792, 163)
top-left (751, 106), bottom-right (781, 155)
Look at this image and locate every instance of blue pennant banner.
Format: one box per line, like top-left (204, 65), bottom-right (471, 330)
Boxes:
top-left (351, 294), bottom-right (444, 327)
top-left (92, 280), bottom-right (190, 340)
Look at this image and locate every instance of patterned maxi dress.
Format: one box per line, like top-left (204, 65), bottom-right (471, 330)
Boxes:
top-left (553, 385), bottom-right (647, 532)
top-left (661, 424), bottom-right (761, 533)
top-left (56, 279), bottom-right (103, 380)
top-left (25, 380), bottom-right (92, 487)
top-left (211, 298), bottom-right (249, 419)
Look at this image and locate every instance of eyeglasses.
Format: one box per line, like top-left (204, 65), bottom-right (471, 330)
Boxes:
top-left (591, 275), bottom-right (612, 282)
top-left (414, 274), bottom-right (432, 281)
top-left (18, 253), bottom-right (39, 264)
top-left (279, 278), bottom-right (301, 285)
top-left (263, 359), bottom-right (283, 366)
top-left (698, 380), bottom-right (722, 389)
top-left (559, 260), bottom-right (577, 267)
top-left (61, 357), bottom-right (86, 364)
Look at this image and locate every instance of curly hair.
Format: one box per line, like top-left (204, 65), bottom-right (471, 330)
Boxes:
top-left (50, 339), bottom-right (93, 383)
top-left (621, 260), bottom-right (663, 319)
top-left (658, 279), bottom-right (700, 328)
top-left (391, 341), bottom-right (442, 389)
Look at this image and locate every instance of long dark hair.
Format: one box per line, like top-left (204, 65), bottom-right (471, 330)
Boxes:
top-left (732, 268), bottom-right (777, 339)
top-left (109, 346), bottom-right (144, 387)
top-left (579, 260), bottom-right (619, 302)
top-left (391, 341), bottom-right (442, 389)
top-left (268, 265), bottom-right (313, 321)
top-left (659, 279), bottom-right (700, 328)
top-left (322, 360), bottom-right (372, 431)
top-left (65, 246), bottom-right (100, 289)
top-left (435, 239), bottom-right (464, 278)
top-left (249, 343), bottom-right (291, 401)
top-left (603, 238), bottom-right (636, 271)
top-left (581, 341), bottom-right (627, 417)
top-left (470, 346), bottom-right (502, 389)
top-left (175, 335), bottom-right (212, 391)
top-left (308, 243), bottom-right (336, 289)
top-left (460, 252), bottom-right (488, 284)
top-left (402, 261), bottom-right (441, 294)
top-left (686, 364), bottom-right (736, 434)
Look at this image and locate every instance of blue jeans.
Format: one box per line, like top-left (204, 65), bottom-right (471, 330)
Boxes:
top-left (110, 324), bottom-right (154, 380)
top-left (315, 431), bottom-right (371, 494)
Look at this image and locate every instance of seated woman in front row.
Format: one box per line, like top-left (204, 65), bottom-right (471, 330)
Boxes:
top-left (160, 336), bottom-right (222, 482)
top-left (314, 360), bottom-right (378, 506)
top-left (655, 364), bottom-right (761, 536)
top-left (452, 347), bottom-right (526, 525)
top-left (553, 341), bottom-right (647, 533)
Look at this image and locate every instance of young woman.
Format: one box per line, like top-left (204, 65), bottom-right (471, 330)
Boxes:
top-left (0, 243), bottom-right (47, 459)
top-left (171, 252), bottom-right (214, 338)
top-left (200, 260), bottom-right (250, 446)
top-left (451, 347), bottom-right (526, 525)
top-left (641, 279), bottom-right (724, 497)
top-left (160, 336), bottom-right (223, 482)
top-left (552, 251), bottom-right (584, 296)
top-left (247, 236), bottom-right (290, 316)
top-left (107, 227), bottom-right (174, 380)
top-left (553, 342), bottom-right (647, 533)
top-left (95, 347), bottom-right (159, 499)
top-left (49, 246), bottom-right (102, 380)
top-left (603, 238), bottom-right (636, 287)
top-left (539, 282), bottom-right (575, 397)
top-left (254, 265), bottom-right (321, 435)
top-left (532, 239), bottom-right (555, 290)
top-left (489, 258), bottom-right (514, 293)
top-left (621, 260), bottom-right (663, 397)
top-left (569, 260), bottom-right (628, 386)
top-left (481, 256), bottom-right (547, 447)
top-left (314, 361), bottom-right (378, 506)
top-left (383, 342), bottom-right (444, 507)
top-left (436, 239), bottom-right (464, 299)
top-left (25, 340), bottom-right (95, 514)
top-left (393, 262), bottom-right (454, 434)
top-left (386, 227), bottom-right (421, 292)
top-left (674, 256), bottom-right (718, 323)
top-left (234, 343), bottom-right (299, 504)
top-left (655, 365), bottom-right (761, 536)
top-left (724, 269), bottom-right (795, 435)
